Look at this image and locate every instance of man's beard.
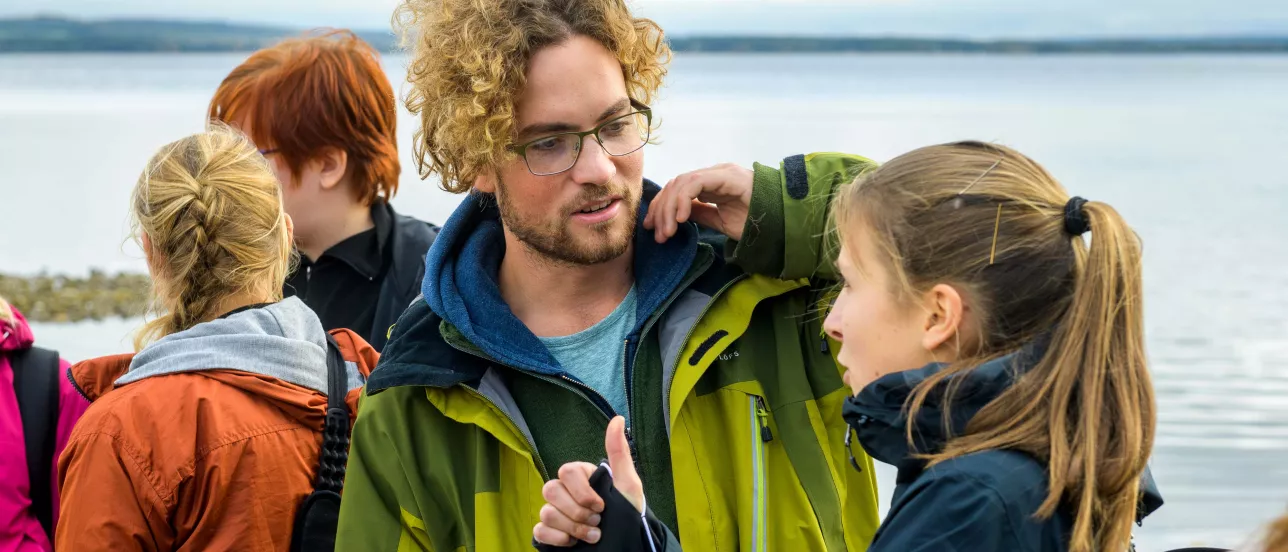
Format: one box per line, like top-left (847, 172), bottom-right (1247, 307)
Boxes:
top-left (496, 180), bottom-right (639, 266)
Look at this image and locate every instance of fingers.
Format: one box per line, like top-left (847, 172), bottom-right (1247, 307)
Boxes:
top-left (660, 177), bottom-right (684, 242)
top-left (652, 171), bottom-right (702, 243)
top-left (687, 201), bottom-right (723, 232)
top-left (604, 416), bottom-right (645, 512)
top-left (535, 503), bottom-right (602, 545)
top-left (535, 465), bottom-right (604, 547)
top-left (649, 163), bottom-right (751, 243)
top-left (533, 522), bottom-right (576, 547)
top-left (554, 462), bottom-right (604, 514)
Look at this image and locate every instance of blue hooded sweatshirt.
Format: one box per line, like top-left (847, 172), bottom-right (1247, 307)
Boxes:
top-left (417, 182), bottom-right (698, 409)
top-left (843, 340), bottom-right (1165, 552)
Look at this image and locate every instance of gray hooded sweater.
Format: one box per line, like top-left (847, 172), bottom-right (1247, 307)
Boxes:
top-left (117, 297), bottom-right (364, 394)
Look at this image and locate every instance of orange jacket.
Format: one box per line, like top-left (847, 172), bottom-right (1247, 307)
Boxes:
top-left (56, 315), bottom-right (377, 552)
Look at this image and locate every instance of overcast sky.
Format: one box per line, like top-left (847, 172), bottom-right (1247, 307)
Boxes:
top-left (4, 0), bottom-right (1286, 38)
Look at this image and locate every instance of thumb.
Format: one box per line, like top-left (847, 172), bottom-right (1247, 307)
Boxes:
top-left (605, 416), bottom-right (644, 513)
top-left (686, 200), bottom-right (723, 231)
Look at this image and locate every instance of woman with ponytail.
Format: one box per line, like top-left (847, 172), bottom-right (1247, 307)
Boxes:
top-left (535, 141), bottom-right (1163, 551)
top-left (55, 125), bottom-right (378, 551)
top-left (820, 140), bottom-right (1163, 551)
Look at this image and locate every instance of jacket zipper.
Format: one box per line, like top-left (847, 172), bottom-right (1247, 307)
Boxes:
top-left (622, 337), bottom-right (639, 460)
top-left (749, 395), bottom-right (768, 552)
top-left (458, 384), bottom-right (550, 479)
top-left (621, 244), bottom-right (718, 463)
top-left (67, 366), bottom-right (92, 403)
top-left (755, 396), bottom-right (773, 442)
top-left (442, 339), bottom-right (622, 480)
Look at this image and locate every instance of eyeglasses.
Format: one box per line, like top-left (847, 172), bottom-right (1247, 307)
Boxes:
top-left (507, 101), bottom-right (652, 176)
top-left (258, 148), bottom-right (278, 156)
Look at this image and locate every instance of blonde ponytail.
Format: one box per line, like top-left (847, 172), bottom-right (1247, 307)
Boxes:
top-left (131, 124), bottom-right (294, 350)
top-left (834, 141), bottom-right (1154, 552)
top-left (1021, 199), bottom-right (1152, 551)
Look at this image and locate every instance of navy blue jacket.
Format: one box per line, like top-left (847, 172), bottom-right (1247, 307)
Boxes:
top-left (844, 342), bottom-right (1165, 552)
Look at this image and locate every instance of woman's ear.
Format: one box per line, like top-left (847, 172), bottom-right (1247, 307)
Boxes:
top-left (141, 232), bottom-right (156, 271)
top-left (284, 213), bottom-right (295, 244)
top-left (317, 148), bottom-right (349, 191)
top-left (921, 283), bottom-right (965, 354)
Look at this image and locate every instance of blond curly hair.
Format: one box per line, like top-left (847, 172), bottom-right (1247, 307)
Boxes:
top-left (394, 0), bottom-right (671, 193)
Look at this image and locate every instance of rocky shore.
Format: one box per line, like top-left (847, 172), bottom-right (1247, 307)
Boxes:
top-left (0, 271), bottom-right (150, 323)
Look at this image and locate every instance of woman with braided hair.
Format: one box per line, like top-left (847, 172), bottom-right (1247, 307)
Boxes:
top-left (55, 125), bottom-right (379, 551)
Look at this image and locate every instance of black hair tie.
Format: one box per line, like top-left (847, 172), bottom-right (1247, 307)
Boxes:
top-left (1063, 196), bottom-right (1091, 236)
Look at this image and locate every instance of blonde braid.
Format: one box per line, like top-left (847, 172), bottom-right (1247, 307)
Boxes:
top-left (132, 124), bottom-right (294, 350)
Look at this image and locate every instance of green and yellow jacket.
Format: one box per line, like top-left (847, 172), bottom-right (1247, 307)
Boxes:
top-left (336, 153), bottom-right (881, 552)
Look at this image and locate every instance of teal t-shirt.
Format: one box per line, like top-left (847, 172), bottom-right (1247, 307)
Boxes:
top-left (537, 286), bottom-right (637, 425)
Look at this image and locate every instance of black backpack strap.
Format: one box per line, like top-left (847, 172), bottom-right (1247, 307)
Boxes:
top-left (317, 334), bottom-right (351, 493)
top-left (290, 334), bottom-right (351, 552)
top-left (10, 346), bottom-right (61, 540)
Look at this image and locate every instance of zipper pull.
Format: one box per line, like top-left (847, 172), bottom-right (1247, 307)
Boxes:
top-left (625, 425), bottom-right (639, 458)
top-left (755, 396), bottom-right (773, 442)
top-left (819, 334), bottom-right (829, 354)
top-left (624, 425), bottom-right (644, 473)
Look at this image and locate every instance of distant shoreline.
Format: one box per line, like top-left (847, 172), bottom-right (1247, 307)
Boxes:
top-left (1, 271), bottom-right (150, 323)
top-left (2, 16), bottom-right (1287, 54)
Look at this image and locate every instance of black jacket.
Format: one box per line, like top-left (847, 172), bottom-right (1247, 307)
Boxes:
top-left (367, 208), bottom-right (438, 351)
top-left (845, 341), bottom-right (1165, 552)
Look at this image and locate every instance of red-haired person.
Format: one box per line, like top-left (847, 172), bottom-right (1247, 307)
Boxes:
top-left (210, 30), bottom-right (437, 351)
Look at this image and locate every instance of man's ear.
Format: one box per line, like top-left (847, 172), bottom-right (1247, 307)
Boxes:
top-left (474, 171), bottom-right (497, 194)
top-left (317, 148), bottom-right (349, 191)
top-left (921, 283), bottom-right (965, 353)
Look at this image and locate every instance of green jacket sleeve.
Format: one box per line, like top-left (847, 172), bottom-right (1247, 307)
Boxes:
top-left (728, 152), bottom-right (877, 281)
top-left (337, 391), bottom-right (424, 551)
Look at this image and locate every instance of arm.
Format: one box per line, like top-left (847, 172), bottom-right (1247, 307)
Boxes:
top-left (868, 472), bottom-right (1021, 552)
top-left (55, 432), bottom-right (168, 551)
top-left (336, 393), bottom-right (425, 551)
top-left (730, 153), bottom-right (876, 281)
top-left (645, 153), bottom-right (877, 282)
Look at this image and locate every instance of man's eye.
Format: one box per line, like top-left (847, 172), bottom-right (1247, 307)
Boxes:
top-left (530, 137), bottom-right (561, 151)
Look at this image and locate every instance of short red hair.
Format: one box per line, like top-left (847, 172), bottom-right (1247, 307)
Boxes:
top-left (209, 29), bottom-right (399, 205)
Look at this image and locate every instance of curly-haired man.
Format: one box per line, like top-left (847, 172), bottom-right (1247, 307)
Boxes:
top-left (337, 1), bottom-right (882, 550)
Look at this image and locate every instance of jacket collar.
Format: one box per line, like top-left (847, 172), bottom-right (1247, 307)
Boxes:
top-left (843, 335), bottom-right (1163, 522)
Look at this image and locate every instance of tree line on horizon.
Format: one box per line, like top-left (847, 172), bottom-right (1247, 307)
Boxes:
top-left (2, 15), bottom-right (1287, 54)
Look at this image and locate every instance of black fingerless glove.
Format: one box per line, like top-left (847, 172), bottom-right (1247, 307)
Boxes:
top-left (532, 462), bottom-right (673, 552)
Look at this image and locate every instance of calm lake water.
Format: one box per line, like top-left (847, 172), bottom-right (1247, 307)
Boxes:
top-left (3, 52), bottom-right (1287, 550)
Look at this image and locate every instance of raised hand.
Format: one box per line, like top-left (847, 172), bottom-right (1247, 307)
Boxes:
top-left (644, 163), bottom-right (753, 243)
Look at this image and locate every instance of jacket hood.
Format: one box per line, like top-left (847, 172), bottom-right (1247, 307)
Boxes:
top-left (418, 180), bottom-right (698, 377)
top-left (70, 298), bottom-right (368, 405)
top-left (0, 305), bottom-right (34, 353)
top-left (116, 297), bottom-right (361, 393)
top-left (843, 337), bottom-right (1163, 521)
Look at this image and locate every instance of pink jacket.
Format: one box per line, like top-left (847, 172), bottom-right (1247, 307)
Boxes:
top-left (0, 307), bottom-right (88, 552)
